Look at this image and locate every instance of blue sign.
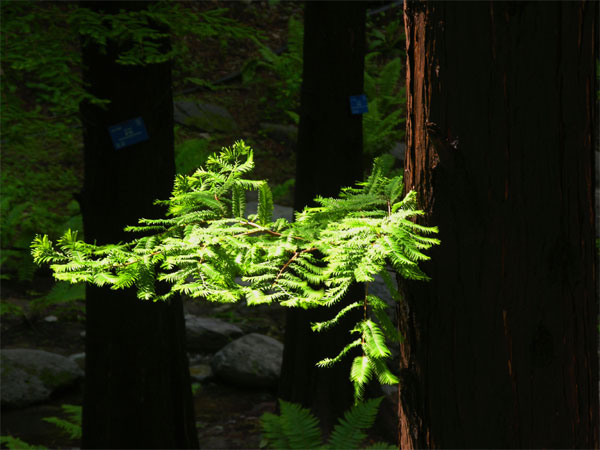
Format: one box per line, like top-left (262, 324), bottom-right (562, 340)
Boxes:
top-left (108, 117), bottom-right (149, 150)
top-left (349, 94), bottom-right (368, 114)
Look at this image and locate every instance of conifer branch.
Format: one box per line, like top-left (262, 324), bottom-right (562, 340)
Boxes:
top-left (31, 141), bottom-right (439, 402)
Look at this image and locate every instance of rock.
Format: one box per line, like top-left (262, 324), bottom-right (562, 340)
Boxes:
top-left (43, 315), bottom-right (58, 322)
top-left (174, 101), bottom-right (238, 133)
top-left (370, 272), bottom-right (396, 308)
top-left (381, 383), bottom-right (398, 400)
top-left (211, 333), bottom-right (283, 388)
top-left (185, 314), bottom-right (243, 352)
top-left (68, 352), bottom-right (86, 370)
top-left (1, 349), bottom-right (83, 408)
top-left (189, 363), bottom-right (213, 382)
top-left (390, 141), bottom-right (406, 162)
top-left (259, 123), bottom-right (298, 149)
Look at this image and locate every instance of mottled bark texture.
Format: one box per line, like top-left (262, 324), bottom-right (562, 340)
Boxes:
top-left (278, 1), bottom-right (367, 433)
top-left (79, 2), bottom-right (198, 448)
top-left (399, 1), bottom-right (598, 448)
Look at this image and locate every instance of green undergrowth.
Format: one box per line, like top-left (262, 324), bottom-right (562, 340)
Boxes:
top-left (0, 132), bottom-right (83, 283)
top-left (0, 404), bottom-right (81, 450)
top-left (260, 397), bottom-right (395, 449)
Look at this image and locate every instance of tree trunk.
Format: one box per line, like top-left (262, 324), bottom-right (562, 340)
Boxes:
top-left (399, 1), bottom-right (598, 448)
top-left (278, 1), bottom-right (367, 433)
top-left (78, 3), bottom-right (198, 448)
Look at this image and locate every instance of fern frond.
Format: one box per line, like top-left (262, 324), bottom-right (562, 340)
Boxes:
top-left (42, 404), bottom-right (82, 440)
top-left (364, 442), bottom-right (398, 450)
top-left (326, 397), bottom-right (383, 450)
top-left (261, 400), bottom-right (322, 449)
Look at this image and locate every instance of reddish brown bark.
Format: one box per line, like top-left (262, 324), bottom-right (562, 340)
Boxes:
top-left (399, 1), bottom-right (598, 448)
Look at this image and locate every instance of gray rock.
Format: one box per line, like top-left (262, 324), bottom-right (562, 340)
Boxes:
top-left (211, 333), bottom-right (283, 388)
top-left (259, 123), bottom-right (298, 149)
top-left (189, 363), bottom-right (213, 382)
top-left (390, 141), bottom-right (406, 162)
top-left (1, 349), bottom-right (83, 408)
top-left (370, 272), bottom-right (396, 307)
top-left (381, 383), bottom-right (398, 400)
top-left (174, 101), bottom-right (238, 133)
top-left (185, 314), bottom-right (243, 352)
top-left (68, 352), bottom-right (86, 370)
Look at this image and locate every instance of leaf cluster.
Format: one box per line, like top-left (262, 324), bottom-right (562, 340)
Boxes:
top-left (32, 141), bottom-right (438, 400)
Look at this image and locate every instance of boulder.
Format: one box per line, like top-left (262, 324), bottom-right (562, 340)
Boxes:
top-left (185, 314), bottom-right (243, 352)
top-left (173, 101), bottom-right (238, 133)
top-left (211, 333), bottom-right (283, 388)
top-left (1, 349), bottom-right (83, 408)
top-left (68, 352), bottom-right (86, 370)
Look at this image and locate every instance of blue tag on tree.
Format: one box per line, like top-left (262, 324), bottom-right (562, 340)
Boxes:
top-left (108, 117), bottom-right (149, 150)
top-left (349, 94), bottom-right (368, 114)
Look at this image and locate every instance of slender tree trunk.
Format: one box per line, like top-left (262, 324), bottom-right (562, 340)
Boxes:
top-left (278, 1), bottom-right (367, 432)
top-left (399, 1), bottom-right (598, 448)
top-left (78, 3), bottom-right (198, 448)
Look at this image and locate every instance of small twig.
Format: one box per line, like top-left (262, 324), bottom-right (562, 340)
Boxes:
top-left (271, 247), bottom-right (317, 287)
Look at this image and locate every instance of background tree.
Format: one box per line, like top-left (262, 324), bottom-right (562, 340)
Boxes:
top-left (78, 2), bottom-right (197, 447)
top-left (399, 1), bottom-right (598, 448)
top-left (278, 1), bottom-right (368, 433)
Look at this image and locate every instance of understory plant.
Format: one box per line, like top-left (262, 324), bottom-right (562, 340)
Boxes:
top-left (31, 141), bottom-right (438, 400)
top-left (261, 397), bottom-right (395, 449)
top-left (0, 404), bottom-right (81, 450)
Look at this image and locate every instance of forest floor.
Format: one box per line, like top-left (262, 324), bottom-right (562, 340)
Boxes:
top-left (0, 282), bottom-right (287, 449)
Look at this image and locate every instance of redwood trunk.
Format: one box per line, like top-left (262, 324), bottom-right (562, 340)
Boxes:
top-left (399, 1), bottom-right (598, 448)
top-left (278, 1), bottom-right (367, 432)
top-left (79, 3), bottom-right (198, 447)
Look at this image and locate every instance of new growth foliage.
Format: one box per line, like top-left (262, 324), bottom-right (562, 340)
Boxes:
top-left (31, 141), bottom-right (438, 400)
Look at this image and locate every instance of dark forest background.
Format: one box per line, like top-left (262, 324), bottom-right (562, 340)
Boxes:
top-left (1, 1), bottom-right (597, 449)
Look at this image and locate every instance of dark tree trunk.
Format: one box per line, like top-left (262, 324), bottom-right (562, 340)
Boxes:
top-left (399, 1), bottom-right (598, 448)
top-left (78, 3), bottom-right (198, 448)
top-left (278, 1), bottom-right (367, 432)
